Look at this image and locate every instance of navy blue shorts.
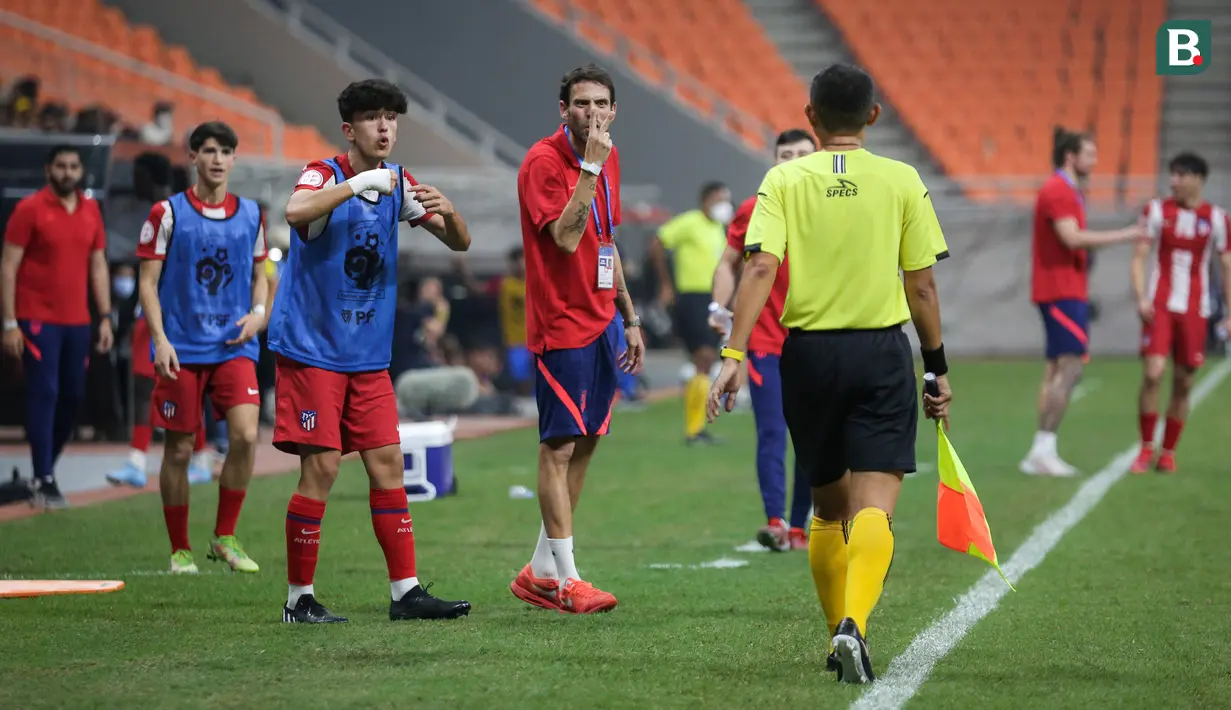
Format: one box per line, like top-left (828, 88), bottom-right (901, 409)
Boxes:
top-left (506, 345), bottom-right (533, 384)
top-left (535, 318), bottom-right (620, 441)
top-left (1038, 299), bottom-right (1090, 360)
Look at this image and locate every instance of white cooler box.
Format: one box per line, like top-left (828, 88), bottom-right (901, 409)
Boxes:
top-left (398, 419), bottom-right (456, 502)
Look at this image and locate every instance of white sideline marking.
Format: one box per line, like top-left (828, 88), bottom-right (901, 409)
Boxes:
top-left (649, 558), bottom-right (750, 570)
top-left (1070, 377), bottom-right (1101, 403)
top-left (1, 569), bottom-right (222, 580)
top-left (853, 359), bottom-right (1231, 710)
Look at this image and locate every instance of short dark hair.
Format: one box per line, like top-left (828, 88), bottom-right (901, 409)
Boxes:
top-left (337, 79), bottom-right (408, 123)
top-left (1168, 151), bottom-right (1209, 179)
top-left (699, 181), bottom-right (727, 202)
top-left (45, 144), bottom-right (80, 166)
top-left (775, 128), bottom-right (816, 148)
top-left (188, 121), bottom-right (238, 152)
top-left (559, 64), bottom-right (616, 105)
top-left (1051, 126), bottom-right (1091, 169)
top-left (809, 64), bottom-right (876, 134)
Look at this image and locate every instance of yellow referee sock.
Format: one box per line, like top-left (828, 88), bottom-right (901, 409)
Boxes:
top-left (808, 517), bottom-right (848, 639)
top-left (684, 374), bottom-right (709, 437)
top-left (844, 507), bottom-right (895, 637)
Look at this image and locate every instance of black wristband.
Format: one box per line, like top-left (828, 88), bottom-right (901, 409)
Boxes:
top-left (921, 343), bottom-right (948, 376)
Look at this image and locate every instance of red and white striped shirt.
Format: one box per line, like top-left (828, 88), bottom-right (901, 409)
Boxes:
top-left (1141, 198), bottom-right (1230, 318)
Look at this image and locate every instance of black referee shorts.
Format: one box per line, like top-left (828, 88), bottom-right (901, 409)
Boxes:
top-left (674, 292), bottom-right (720, 354)
top-left (780, 326), bottom-right (919, 487)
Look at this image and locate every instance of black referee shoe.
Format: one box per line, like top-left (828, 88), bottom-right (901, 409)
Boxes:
top-left (389, 583), bottom-right (471, 621)
top-left (685, 430), bottom-right (725, 446)
top-left (34, 478), bottom-right (67, 510)
top-left (282, 594), bottom-right (348, 624)
top-left (832, 617), bottom-right (875, 684)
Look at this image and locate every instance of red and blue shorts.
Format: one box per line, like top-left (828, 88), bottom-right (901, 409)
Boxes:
top-left (1038, 299), bottom-right (1090, 361)
top-left (534, 318), bottom-right (620, 442)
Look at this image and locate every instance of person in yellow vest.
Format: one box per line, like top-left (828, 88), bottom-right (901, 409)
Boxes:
top-left (648, 181), bottom-right (734, 444)
top-left (496, 246), bottom-right (531, 396)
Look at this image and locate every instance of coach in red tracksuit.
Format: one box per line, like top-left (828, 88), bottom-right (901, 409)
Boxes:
top-left (1, 144), bottom-right (113, 508)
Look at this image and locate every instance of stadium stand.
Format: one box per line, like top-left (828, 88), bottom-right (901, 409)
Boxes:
top-left (814, 0), bottom-right (1166, 204)
top-left (0, 0), bottom-right (336, 160)
top-left (533, 0), bottom-right (1165, 206)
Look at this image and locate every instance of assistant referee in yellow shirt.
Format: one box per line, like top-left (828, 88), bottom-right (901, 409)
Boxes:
top-left (707, 64), bottom-right (952, 685)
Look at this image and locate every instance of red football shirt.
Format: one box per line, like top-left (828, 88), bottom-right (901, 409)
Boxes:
top-left (1141, 197), bottom-right (1230, 318)
top-left (1031, 173), bottom-right (1088, 304)
top-left (518, 125), bottom-right (621, 353)
top-left (4, 187), bottom-right (106, 325)
top-left (727, 194), bottom-right (788, 354)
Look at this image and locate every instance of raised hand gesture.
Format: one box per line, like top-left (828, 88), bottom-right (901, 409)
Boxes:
top-left (583, 109), bottom-right (615, 166)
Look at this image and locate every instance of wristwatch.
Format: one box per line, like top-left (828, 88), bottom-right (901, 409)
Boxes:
top-left (624, 316), bottom-right (642, 329)
top-left (580, 161), bottom-right (603, 176)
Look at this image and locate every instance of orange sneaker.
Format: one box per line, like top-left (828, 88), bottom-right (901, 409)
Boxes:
top-left (788, 527), bottom-right (808, 550)
top-left (510, 564), bottom-right (560, 611)
top-left (1156, 450), bottom-right (1177, 473)
top-left (1129, 446), bottom-right (1154, 474)
top-left (558, 579), bottom-right (618, 614)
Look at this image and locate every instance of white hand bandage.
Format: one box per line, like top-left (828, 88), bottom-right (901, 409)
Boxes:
top-left (347, 168), bottom-right (395, 196)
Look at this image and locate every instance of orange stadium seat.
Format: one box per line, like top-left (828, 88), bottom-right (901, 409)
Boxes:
top-left (815, 0), bottom-right (1166, 203)
top-left (535, 0), bottom-right (1163, 205)
top-left (0, 0), bottom-right (337, 162)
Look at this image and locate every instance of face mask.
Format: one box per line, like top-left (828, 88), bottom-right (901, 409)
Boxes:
top-left (113, 277), bottom-right (135, 299)
top-left (708, 200), bottom-right (734, 224)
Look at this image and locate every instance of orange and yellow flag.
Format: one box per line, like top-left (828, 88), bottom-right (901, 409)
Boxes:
top-left (934, 422), bottom-right (1015, 590)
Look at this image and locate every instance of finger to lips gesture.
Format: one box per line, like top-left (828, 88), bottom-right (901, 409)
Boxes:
top-left (410, 184), bottom-right (454, 217)
top-left (583, 109), bottom-right (615, 165)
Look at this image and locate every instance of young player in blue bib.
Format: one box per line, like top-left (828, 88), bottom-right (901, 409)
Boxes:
top-left (269, 79), bottom-right (474, 624)
top-left (136, 121), bottom-right (269, 576)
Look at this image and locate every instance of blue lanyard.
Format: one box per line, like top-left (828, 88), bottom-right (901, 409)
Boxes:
top-left (1055, 169), bottom-right (1084, 207)
top-left (563, 125), bottom-right (613, 242)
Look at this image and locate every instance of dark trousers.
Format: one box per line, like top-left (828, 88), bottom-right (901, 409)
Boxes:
top-left (20, 322), bottom-right (92, 482)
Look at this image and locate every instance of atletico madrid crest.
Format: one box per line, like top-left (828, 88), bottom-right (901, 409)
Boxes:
top-left (162, 400), bottom-right (177, 420)
top-left (301, 410), bottom-right (317, 432)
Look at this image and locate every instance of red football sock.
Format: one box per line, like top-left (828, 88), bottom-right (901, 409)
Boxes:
top-left (194, 424), bottom-right (207, 453)
top-left (131, 424), bottom-right (152, 452)
top-left (163, 505), bottom-right (190, 553)
top-left (1139, 412), bottom-right (1158, 445)
top-left (214, 486), bottom-right (247, 538)
top-left (1162, 416), bottom-right (1184, 452)
top-left (286, 494), bottom-right (326, 586)
top-left (370, 487), bottom-right (417, 581)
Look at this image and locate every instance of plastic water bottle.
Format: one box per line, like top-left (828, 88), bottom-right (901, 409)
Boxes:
top-left (508, 485), bottom-right (535, 500)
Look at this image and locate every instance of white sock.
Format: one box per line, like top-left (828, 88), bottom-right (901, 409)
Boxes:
top-left (287, 584), bottom-right (314, 608)
top-left (1032, 431), bottom-right (1057, 456)
top-left (548, 537), bottom-right (579, 583)
top-left (390, 576), bottom-right (420, 601)
top-left (191, 450), bottom-right (212, 471)
top-left (530, 523), bottom-right (557, 579)
top-left (128, 449), bottom-right (147, 470)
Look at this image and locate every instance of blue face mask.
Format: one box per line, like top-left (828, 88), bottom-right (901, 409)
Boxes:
top-left (113, 277), bottom-right (136, 299)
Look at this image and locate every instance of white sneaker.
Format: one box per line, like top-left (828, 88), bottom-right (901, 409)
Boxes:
top-left (1019, 451), bottom-right (1078, 477)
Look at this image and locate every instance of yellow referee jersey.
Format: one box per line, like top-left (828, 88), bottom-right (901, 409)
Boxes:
top-left (745, 148), bottom-right (949, 331)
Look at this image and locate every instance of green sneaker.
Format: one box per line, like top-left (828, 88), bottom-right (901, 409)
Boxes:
top-left (170, 549), bottom-right (199, 575)
top-left (208, 535), bottom-right (259, 573)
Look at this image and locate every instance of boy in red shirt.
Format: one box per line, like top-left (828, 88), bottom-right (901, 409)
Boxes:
top-left (1, 145), bottom-right (113, 509)
top-left (510, 65), bottom-right (644, 614)
top-left (1021, 128), bottom-right (1141, 477)
top-left (709, 128), bottom-right (816, 551)
top-left (1130, 152), bottom-right (1231, 473)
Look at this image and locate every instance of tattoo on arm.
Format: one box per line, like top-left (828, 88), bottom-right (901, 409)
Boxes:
top-left (564, 202), bottom-right (591, 235)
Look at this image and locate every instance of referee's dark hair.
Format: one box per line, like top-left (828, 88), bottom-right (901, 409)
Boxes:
top-left (699, 181), bottom-right (727, 202)
top-left (809, 64), bottom-right (877, 134)
top-left (1051, 126), bottom-right (1091, 169)
top-left (337, 79), bottom-right (409, 123)
top-left (1168, 151), bottom-right (1209, 179)
top-left (45, 144), bottom-right (81, 166)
